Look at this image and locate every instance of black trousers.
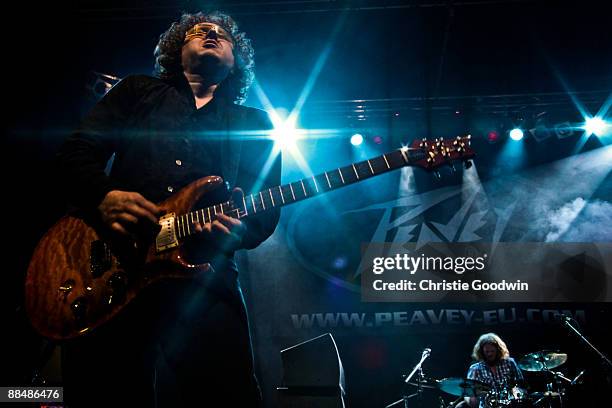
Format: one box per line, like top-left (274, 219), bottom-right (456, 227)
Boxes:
top-left (62, 267), bottom-right (262, 408)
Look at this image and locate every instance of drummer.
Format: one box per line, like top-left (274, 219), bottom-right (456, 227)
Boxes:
top-left (464, 333), bottom-right (524, 407)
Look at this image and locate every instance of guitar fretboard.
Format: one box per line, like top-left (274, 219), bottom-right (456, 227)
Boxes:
top-left (173, 147), bottom-right (426, 239)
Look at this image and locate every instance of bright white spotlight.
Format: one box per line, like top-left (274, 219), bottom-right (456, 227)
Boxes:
top-left (509, 128), bottom-right (524, 141)
top-left (350, 133), bottom-right (364, 146)
top-left (271, 109), bottom-right (299, 151)
top-left (584, 117), bottom-right (607, 136)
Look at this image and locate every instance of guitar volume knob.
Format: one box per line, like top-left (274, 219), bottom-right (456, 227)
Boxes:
top-left (70, 297), bottom-right (89, 327)
top-left (58, 279), bottom-right (75, 293)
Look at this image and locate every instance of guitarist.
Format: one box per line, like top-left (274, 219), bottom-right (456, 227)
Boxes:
top-left (56, 11), bottom-right (280, 407)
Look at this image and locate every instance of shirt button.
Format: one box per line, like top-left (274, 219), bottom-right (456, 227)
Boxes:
top-left (175, 159), bottom-right (182, 166)
top-left (167, 186), bottom-right (174, 193)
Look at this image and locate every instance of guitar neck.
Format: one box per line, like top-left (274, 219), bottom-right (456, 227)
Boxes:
top-left (242, 147), bottom-right (422, 216)
top-left (174, 147), bottom-right (426, 239)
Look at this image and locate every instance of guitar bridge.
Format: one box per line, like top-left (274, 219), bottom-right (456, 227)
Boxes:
top-left (156, 212), bottom-right (179, 253)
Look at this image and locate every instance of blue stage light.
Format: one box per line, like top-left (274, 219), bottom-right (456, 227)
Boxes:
top-left (584, 117), bottom-right (607, 136)
top-left (350, 133), bottom-right (364, 146)
top-left (271, 109), bottom-right (299, 151)
top-left (509, 128), bottom-right (524, 141)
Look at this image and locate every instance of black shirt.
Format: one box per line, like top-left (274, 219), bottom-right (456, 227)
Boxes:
top-left (57, 74), bottom-right (275, 407)
top-left (57, 74), bottom-right (281, 250)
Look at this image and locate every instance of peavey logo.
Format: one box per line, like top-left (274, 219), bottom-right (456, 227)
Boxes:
top-left (286, 184), bottom-right (516, 292)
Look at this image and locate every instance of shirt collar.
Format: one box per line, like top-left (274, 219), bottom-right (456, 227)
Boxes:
top-left (169, 73), bottom-right (230, 112)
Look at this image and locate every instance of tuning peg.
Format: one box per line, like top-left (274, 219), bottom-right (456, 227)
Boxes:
top-left (433, 171), bottom-right (441, 179)
top-left (450, 163), bottom-right (456, 172)
top-left (464, 160), bottom-right (473, 170)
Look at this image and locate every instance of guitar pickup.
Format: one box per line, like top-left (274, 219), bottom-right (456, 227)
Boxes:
top-left (156, 212), bottom-right (179, 253)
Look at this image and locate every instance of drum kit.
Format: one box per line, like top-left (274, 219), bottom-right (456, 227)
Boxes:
top-left (387, 350), bottom-right (585, 408)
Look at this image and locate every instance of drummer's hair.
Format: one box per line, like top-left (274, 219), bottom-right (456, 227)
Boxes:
top-left (472, 333), bottom-right (510, 361)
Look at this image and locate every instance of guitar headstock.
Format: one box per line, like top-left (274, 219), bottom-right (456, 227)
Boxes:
top-left (407, 135), bottom-right (475, 173)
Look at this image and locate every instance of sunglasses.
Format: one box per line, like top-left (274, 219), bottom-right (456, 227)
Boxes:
top-left (184, 23), bottom-right (234, 45)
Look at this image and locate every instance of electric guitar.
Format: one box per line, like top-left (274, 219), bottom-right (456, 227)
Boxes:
top-left (25, 136), bottom-right (475, 340)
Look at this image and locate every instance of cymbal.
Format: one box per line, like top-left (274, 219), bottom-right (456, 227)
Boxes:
top-left (438, 377), bottom-right (491, 397)
top-left (518, 350), bottom-right (568, 371)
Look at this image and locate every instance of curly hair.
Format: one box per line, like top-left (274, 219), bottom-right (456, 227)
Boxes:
top-left (471, 333), bottom-right (510, 361)
top-left (154, 11), bottom-right (255, 104)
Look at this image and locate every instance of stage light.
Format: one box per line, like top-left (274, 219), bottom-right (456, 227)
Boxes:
top-left (509, 128), bottom-right (524, 141)
top-left (271, 109), bottom-right (299, 151)
top-left (584, 117), bottom-right (607, 136)
top-left (487, 131), bottom-right (499, 143)
top-left (373, 135), bottom-right (383, 144)
top-left (332, 256), bottom-right (348, 269)
top-left (530, 112), bottom-right (552, 142)
top-left (351, 133), bottom-right (364, 146)
top-left (554, 121), bottom-right (575, 139)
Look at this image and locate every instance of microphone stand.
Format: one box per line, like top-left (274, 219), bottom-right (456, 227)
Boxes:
top-left (386, 349), bottom-right (431, 408)
top-left (561, 317), bottom-right (612, 370)
top-left (404, 349), bottom-right (431, 385)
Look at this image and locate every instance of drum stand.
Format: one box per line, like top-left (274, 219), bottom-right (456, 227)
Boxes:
top-left (535, 362), bottom-right (570, 408)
